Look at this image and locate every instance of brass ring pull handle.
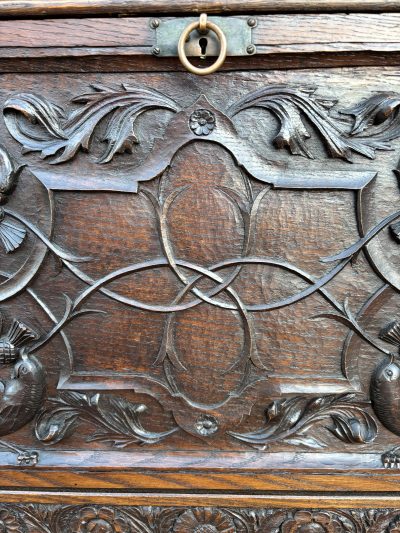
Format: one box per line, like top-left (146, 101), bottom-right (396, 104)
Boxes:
top-left (178, 14), bottom-right (227, 76)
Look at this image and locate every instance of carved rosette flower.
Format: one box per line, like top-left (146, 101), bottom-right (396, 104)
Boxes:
top-left (173, 508), bottom-right (235, 533)
top-left (189, 109), bottom-right (216, 136)
top-left (68, 507), bottom-right (129, 533)
top-left (280, 511), bottom-right (342, 533)
top-left (0, 509), bottom-right (24, 533)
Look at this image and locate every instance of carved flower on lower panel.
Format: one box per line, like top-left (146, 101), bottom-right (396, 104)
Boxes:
top-left (173, 508), bottom-right (235, 533)
top-left (0, 509), bottom-right (24, 533)
top-left (68, 507), bottom-right (130, 533)
top-left (280, 511), bottom-right (342, 533)
top-left (189, 109), bottom-right (216, 136)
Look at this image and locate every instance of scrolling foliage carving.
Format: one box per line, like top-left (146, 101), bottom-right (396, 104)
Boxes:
top-left (1, 82), bottom-right (400, 451)
top-left (229, 394), bottom-right (378, 448)
top-left (1, 505), bottom-right (400, 532)
top-left (35, 392), bottom-right (178, 446)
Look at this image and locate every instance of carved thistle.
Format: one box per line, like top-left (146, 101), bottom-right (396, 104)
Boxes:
top-left (1, 82), bottom-right (400, 453)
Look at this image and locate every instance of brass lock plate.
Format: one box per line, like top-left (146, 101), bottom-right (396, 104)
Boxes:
top-left (152, 16), bottom-right (256, 57)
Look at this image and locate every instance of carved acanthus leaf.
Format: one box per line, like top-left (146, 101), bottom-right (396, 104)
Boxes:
top-left (35, 392), bottom-right (178, 447)
top-left (228, 86), bottom-right (400, 161)
top-left (4, 84), bottom-right (179, 164)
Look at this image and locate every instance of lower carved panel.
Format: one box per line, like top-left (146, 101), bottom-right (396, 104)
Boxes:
top-left (1, 505), bottom-right (400, 532)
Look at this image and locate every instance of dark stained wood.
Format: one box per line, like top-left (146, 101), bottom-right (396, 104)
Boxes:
top-left (2, 3), bottom-right (400, 524)
top-left (2, 504), bottom-right (400, 532)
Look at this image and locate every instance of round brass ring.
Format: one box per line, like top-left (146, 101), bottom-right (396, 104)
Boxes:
top-left (178, 19), bottom-right (227, 76)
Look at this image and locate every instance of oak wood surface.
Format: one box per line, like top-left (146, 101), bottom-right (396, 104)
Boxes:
top-left (3, 491), bottom-right (400, 508)
top-left (0, 14), bottom-right (400, 55)
top-left (1, 7), bottom-right (400, 520)
top-left (1, 0), bottom-right (400, 17)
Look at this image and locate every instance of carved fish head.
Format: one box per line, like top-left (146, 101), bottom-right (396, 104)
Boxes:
top-left (374, 360), bottom-right (400, 384)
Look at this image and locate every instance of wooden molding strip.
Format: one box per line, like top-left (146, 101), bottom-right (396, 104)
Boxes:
top-left (2, 491), bottom-right (400, 508)
top-left (1, 0), bottom-right (400, 17)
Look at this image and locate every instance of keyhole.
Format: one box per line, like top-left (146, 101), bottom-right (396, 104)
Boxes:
top-left (199, 37), bottom-right (208, 59)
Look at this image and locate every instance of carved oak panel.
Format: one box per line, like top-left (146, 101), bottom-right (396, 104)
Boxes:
top-left (1, 61), bottom-right (400, 476)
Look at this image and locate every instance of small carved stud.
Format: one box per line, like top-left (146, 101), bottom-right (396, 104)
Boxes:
top-left (382, 446), bottom-right (400, 469)
top-left (195, 414), bottom-right (219, 436)
top-left (17, 450), bottom-right (39, 466)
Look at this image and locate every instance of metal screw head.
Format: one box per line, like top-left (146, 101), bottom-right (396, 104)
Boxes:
top-left (150, 18), bottom-right (160, 29)
top-left (152, 46), bottom-right (161, 56)
top-left (247, 17), bottom-right (257, 27)
top-left (246, 44), bottom-right (256, 54)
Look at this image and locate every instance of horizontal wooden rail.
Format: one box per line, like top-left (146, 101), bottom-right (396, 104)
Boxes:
top-left (2, 491), bottom-right (400, 508)
top-left (0, 14), bottom-right (400, 54)
top-left (1, 0), bottom-right (400, 17)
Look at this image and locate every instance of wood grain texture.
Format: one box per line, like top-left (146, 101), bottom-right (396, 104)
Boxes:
top-left (1, 5), bottom-right (400, 512)
top-left (1, 14), bottom-right (400, 58)
top-left (1, 0), bottom-right (400, 17)
top-left (0, 65), bottom-right (399, 493)
top-left (4, 493), bottom-right (400, 507)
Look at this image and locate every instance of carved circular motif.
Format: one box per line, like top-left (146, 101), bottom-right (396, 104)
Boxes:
top-left (189, 109), bottom-right (216, 136)
top-left (281, 511), bottom-right (342, 533)
top-left (173, 508), bottom-right (235, 533)
top-left (195, 414), bottom-right (219, 436)
top-left (68, 507), bottom-right (129, 533)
